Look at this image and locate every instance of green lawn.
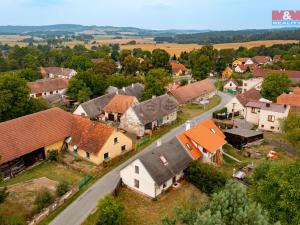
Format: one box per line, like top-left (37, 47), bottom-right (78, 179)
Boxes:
top-left (1, 162), bottom-right (85, 187)
top-left (83, 181), bottom-right (205, 225)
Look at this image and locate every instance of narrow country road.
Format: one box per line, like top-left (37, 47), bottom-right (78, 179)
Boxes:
top-left (50, 92), bottom-right (232, 225)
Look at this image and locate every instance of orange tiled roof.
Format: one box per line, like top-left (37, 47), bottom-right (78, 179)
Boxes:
top-left (292, 87), bottom-right (300, 95)
top-left (27, 78), bottom-right (69, 94)
top-left (177, 119), bottom-right (226, 160)
top-left (277, 93), bottom-right (300, 107)
top-left (70, 116), bottom-right (114, 154)
top-left (0, 108), bottom-right (74, 164)
top-left (170, 60), bottom-right (187, 74)
top-left (103, 95), bottom-right (137, 114)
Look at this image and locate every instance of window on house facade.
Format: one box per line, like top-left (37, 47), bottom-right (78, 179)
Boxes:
top-left (56, 90), bottom-right (58, 93)
top-left (121, 145), bottom-right (126, 151)
top-left (251, 107), bottom-right (256, 113)
top-left (271, 126), bottom-right (275, 130)
top-left (86, 152), bottom-right (90, 159)
top-left (244, 83), bottom-right (247, 86)
top-left (163, 183), bottom-right (167, 188)
top-left (203, 149), bottom-right (207, 154)
top-left (114, 137), bottom-right (118, 144)
top-left (104, 152), bottom-right (109, 160)
top-left (134, 179), bottom-right (139, 188)
top-left (261, 125), bottom-right (264, 128)
top-left (268, 115), bottom-right (275, 122)
top-left (135, 165), bottom-right (139, 174)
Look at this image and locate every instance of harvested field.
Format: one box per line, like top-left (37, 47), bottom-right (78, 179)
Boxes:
top-left (121, 40), bottom-right (300, 55)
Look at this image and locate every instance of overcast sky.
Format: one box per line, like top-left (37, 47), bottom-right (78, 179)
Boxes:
top-left (1, 0), bottom-right (300, 30)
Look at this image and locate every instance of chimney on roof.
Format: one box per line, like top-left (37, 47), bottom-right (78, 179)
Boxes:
top-left (185, 120), bottom-right (191, 131)
top-left (266, 103), bottom-right (270, 107)
top-left (156, 139), bottom-right (162, 147)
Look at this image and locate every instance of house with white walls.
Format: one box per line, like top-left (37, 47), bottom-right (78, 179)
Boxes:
top-left (120, 138), bottom-right (192, 198)
top-left (242, 78), bottom-right (263, 93)
top-left (245, 101), bottom-right (290, 132)
top-left (223, 79), bottom-right (239, 93)
top-left (177, 119), bottom-right (226, 165)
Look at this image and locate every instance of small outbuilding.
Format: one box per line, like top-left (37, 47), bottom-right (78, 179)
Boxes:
top-left (224, 128), bottom-right (264, 149)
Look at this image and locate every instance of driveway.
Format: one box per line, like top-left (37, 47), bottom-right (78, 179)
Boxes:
top-left (50, 92), bottom-right (232, 225)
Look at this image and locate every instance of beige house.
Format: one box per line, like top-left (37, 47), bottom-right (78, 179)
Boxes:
top-left (68, 116), bottom-right (133, 165)
top-left (245, 102), bottom-right (290, 132)
top-left (242, 78), bottom-right (263, 93)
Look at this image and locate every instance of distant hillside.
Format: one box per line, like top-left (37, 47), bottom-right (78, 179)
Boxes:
top-left (154, 28), bottom-right (300, 44)
top-left (0, 24), bottom-right (209, 37)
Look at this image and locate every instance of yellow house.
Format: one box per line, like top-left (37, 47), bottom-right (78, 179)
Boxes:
top-left (68, 116), bottom-right (133, 165)
top-left (222, 67), bottom-right (233, 79)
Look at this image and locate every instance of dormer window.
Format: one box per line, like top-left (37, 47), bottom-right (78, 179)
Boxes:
top-left (186, 143), bottom-right (192, 150)
top-left (160, 155), bottom-right (168, 165)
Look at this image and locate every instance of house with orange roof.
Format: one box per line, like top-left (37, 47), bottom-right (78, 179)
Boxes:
top-left (169, 60), bottom-right (187, 76)
top-left (277, 93), bottom-right (300, 112)
top-left (68, 116), bottom-right (133, 165)
top-left (222, 67), bottom-right (233, 79)
top-left (177, 119), bottom-right (226, 165)
top-left (103, 95), bottom-right (139, 122)
top-left (232, 58), bottom-right (254, 67)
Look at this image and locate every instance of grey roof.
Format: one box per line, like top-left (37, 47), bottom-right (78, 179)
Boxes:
top-left (224, 128), bottom-right (263, 138)
top-left (79, 83), bottom-right (144, 118)
top-left (132, 94), bottom-right (178, 125)
top-left (260, 102), bottom-right (289, 113)
top-left (139, 138), bottom-right (192, 186)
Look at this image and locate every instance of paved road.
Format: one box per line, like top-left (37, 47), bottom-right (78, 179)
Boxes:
top-left (50, 92), bottom-right (232, 225)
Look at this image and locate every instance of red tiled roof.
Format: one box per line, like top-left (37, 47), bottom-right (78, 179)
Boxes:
top-left (40, 67), bottom-right (75, 78)
top-left (27, 78), bottom-right (69, 94)
top-left (236, 88), bottom-right (261, 106)
top-left (273, 55), bottom-right (281, 62)
top-left (253, 68), bottom-right (300, 79)
top-left (170, 60), bottom-right (187, 74)
top-left (170, 79), bottom-right (216, 104)
top-left (70, 116), bottom-right (114, 154)
top-left (252, 56), bottom-right (271, 64)
top-left (292, 87), bottom-right (300, 95)
top-left (103, 95), bottom-right (137, 114)
top-left (277, 93), bottom-right (300, 107)
top-left (178, 119), bottom-right (226, 160)
top-left (0, 108), bottom-right (74, 164)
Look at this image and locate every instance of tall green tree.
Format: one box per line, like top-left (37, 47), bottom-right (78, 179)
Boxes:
top-left (142, 68), bottom-right (171, 100)
top-left (253, 160), bottom-right (300, 225)
top-left (151, 49), bottom-right (171, 69)
top-left (261, 74), bottom-right (291, 101)
top-left (174, 181), bottom-right (271, 225)
top-left (281, 112), bottom-right (300, 148)
top-left (189, 45), bottom-right (218, 80)
top-left (0, 73), bottom-right (47, 122)
top-left (123, 55), bottom-right (139, 74)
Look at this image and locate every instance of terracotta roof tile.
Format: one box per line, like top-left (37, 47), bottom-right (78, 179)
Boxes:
top-left (170, 79), bottom-right (216, 104)
top-left (253, 68), bottom-right (300, 79)
top-left (0, 108), bottom-right (74, 164)
top-left (178, 119), bottom-right (226, 160)
top-left (27, 78), bottom-right (69, 94)
top-left (70, 116), bottom-right (114, 154)
top-left (40, 67), bottom-right (75, 78)
top-left (236, 88), bottom-right (261, 106)
top-left (103, 95), bottom-right (137, 114)
top-left (277, 93), bottom-right (300, 107)
top-left (252, 56), bottom-right (271, 64)
top-left (169, 60), bottom-right (187, 74)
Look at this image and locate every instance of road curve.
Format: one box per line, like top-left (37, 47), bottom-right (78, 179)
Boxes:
top-left (50, 92), bottom-right (232, 225)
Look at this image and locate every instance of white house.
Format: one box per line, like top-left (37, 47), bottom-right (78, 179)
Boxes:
top-left (223, 80), bottom-right (239, 93)
top-left (246, 102), bottom-right (290, 132)
top-left (40, 67), bottom-right (77, 80)
top-left (120, 94), bottom-right (178, 136)
top-left (73, 83), bottom-right (144, 118)
top-left (120, 138), bottom-right (192, 198)
top-left (242, 78), bottom-right (263, 93)
top-left (27, 78), bottom-right (69, 98)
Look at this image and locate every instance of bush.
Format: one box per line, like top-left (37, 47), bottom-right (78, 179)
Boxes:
top-left (97, 195), bottom-right (124, 225)
top-left (186, 161), bottom-right (226, 194)
top-left (47, 150), bottom-right (59, 161)
top-left (56, 181), bottom-right (70, 197)
top-left (0, 187), bottom-right (8, 203)
top-left (34, 190), bottom-right (53, 210)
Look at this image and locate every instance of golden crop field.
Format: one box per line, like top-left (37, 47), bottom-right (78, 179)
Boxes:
top-left (120, 40), bottom-right (300, 56)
